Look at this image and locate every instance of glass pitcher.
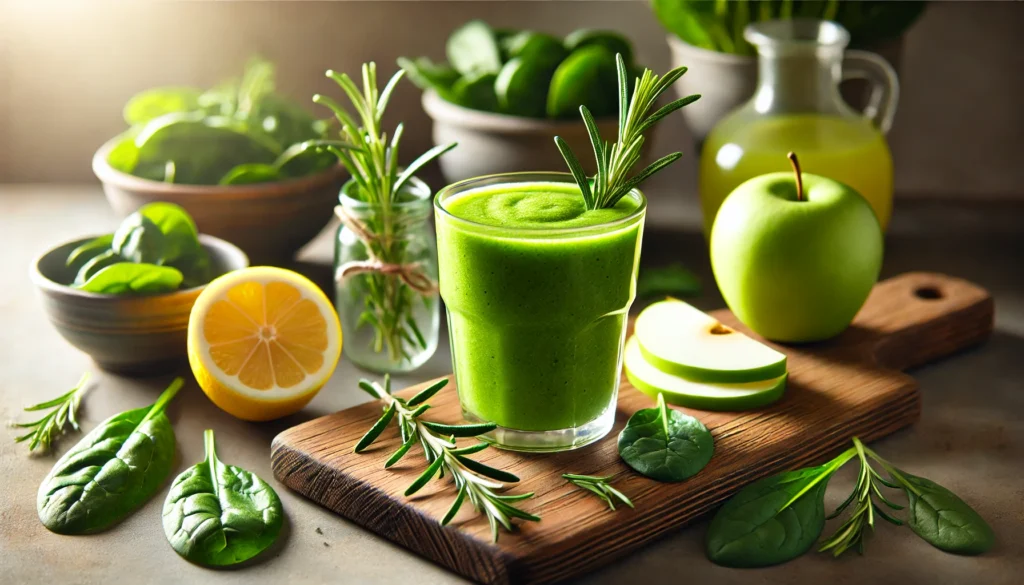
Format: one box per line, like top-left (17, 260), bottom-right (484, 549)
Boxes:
top-left (699, 19), bottom-right (898, 235)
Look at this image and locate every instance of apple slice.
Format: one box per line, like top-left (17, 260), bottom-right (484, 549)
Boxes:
top-left (624, 337), bottom-right (787, 411)
top-left (634, 299), bottom-right (787, 383)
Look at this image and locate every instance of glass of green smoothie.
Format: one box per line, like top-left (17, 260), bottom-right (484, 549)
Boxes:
top-left (435, 172), bottom-right (646, 452)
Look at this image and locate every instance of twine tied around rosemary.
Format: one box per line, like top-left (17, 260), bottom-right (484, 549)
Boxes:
top-left (333, 205), bottom-right (438, 296)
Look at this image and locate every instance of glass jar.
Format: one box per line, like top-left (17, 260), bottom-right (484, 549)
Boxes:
top-left (435, 173), bottom-right (646, 452)
top-left (699, 19), bottom-right (899, 235)
top-left (334, 176), bottom-right (439, 373)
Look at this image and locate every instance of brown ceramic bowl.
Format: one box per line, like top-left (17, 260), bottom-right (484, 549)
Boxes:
top-left (93, 138), bottom-right (346, 265)
top-left (31, 234), bottom-right (249, 375)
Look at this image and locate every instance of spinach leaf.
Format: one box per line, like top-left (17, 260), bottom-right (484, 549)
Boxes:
top-left (170, 251), bottom-right (214, 290)
top-left (37, 378), bottom-right (183, 534)
top-left (107, 130), bottom-right (141, 173)
top-left (137, 202), bottom-right (201, 263)
top-left (705, 448), bottom-right (855, 567)
top-left (76, 263), bottom-right (183, 295)
top-left (133, 112), bottom-right (279, 185)
top-left (112, 213), bottom-right (168, 264)
top-left (617, 393), bottom-right (714, 482)
top-left (446, 19), bottom-right (502, 76)
top-left (67, 235), bottom-right (115, 269)
top-left (707, 467), bottom-right (830, 566)
top-left (74, 249), bottom-right (124, 285)
top-left (253, 93), bottom-right (326, 150)
top-left (123, 87), bottom-right (203, 125)
top-left (901, 472), bottom-right (994, 555)
top-left (163, 429), bottom-right (284, 566)
top-left (65, 203), bottom-right (208, 293)
top-left (219, 163), bottom-right (281, 185)
top-left (273, 140), bottom-right (335, 179)
top-left (398, 56), bottom-right (461, 101)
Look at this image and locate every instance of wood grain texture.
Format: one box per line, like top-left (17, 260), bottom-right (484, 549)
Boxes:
top-left (271, 272), bottom-right (992, 585)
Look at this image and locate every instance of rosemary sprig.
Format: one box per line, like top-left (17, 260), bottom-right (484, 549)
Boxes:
top-left (555, 54), bottom-right (699, 210)
top-left (819, 437), bottom-right (904, 556)
top-left (314, 63), bottom-right (456, 363)
top-left (11, 373), bottom-right (91, 454)
top-left (563, 474), bottom-right (634, 511)
top-left (355, 375), bottom-right (540, 541)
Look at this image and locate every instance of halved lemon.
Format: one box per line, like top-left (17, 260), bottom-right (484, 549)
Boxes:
top-left (187, 267), bottom-right (342, 421)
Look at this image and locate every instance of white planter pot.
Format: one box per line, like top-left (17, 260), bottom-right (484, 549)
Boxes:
top-left (666, 36), bottom-right (756, 144)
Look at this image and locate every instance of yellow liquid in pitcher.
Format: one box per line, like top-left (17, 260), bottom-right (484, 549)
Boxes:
top-left (699, 114), bottom-right (893, 234)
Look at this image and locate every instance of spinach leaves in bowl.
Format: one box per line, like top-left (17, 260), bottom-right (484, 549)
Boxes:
top-left (107, 58), bottom-right (335, 186)
top-left (400, 20), bottom-right (644, 119)
top-left (67, 203), bottom-right (213, 294)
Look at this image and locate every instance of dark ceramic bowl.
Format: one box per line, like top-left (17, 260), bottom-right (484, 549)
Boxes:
top-left (31, 234), bottom-right (249, 375)
top-left (93, 138), bottom-right (346, 265)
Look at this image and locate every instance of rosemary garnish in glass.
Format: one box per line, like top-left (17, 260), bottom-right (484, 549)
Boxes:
top-left (555, 54), bottom-right (699, 210)
top-left (314, 63), bottom-right (456, 364)
top-left (355, 376), bottom-right (539, 541)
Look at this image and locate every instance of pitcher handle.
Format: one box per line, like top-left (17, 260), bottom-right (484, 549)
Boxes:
top-left (842, 50), bottom-right (900, 134)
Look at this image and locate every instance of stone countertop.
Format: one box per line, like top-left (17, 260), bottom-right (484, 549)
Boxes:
top-left (1, 185), bottom-right (1021, 585)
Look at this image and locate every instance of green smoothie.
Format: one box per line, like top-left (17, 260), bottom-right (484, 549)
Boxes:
top-left (436, 178), bottom-right (645, 442)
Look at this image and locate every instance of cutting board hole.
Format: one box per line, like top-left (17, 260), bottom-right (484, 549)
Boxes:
top-left (914, 286), bottom-right (943, 300)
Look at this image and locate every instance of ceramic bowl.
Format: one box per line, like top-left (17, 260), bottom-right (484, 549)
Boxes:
top-left (422, 90), bottom-right (656, 184)
top-left (31, 234), bottom-right (249, 375)
top-left (93, 138), bottom-right (346, 265)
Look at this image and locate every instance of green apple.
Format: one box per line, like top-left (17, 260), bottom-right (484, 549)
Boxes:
top-left (624, 337), bottom-right (787, 411)
top-left (635, 298), bottom-right (787, 383)
top-left (710, 153), bottom-right (883, 342)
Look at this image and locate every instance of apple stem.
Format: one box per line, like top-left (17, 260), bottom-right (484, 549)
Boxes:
top-left (787, 152), bottom-right (803, 202)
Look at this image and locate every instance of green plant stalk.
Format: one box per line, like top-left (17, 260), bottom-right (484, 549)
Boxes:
top-left (818, 438), bottom-right (904, 557)
top-left (316, 63), bottom-right (454, 364)
top-left (563, 473), bottom-right (634, 511)
top-left (556, 54), bottom-right (694, 210)
top-left (357, 215), bottom-right (422, 363)
top-left (356, 377), bottom-right (539, 541)
top-left (12, 373), bottom-right (91, 453)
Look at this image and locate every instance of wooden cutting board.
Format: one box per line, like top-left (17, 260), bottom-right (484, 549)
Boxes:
top-left (271, 272), bottom-right (992, 585)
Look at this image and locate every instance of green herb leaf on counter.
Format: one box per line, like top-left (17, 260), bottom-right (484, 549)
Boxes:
top-left (37, 377), bottom-right (184, 534)
top-left (901, 475), bottom-right (995, 554)
top-left (818, 438), bottom-right (904, 557)
top-left (163, 429), bottom-right (283, 567)
top-left (861, 440), bottom-right (994, 555)
top-left (555, 54), bottom-right (698, 210)
top-left (11, 373), bottom-right (91, 454)
top-left (563, 473), bottom-right (634, 511)
top-left (706, 450), bottom-right (854, 567)
top-left (354, 376), bottom-right (539, 542)
top-left (617, 393), bottom-right (714, 482)
top-left (705, 437), bottom-right (994, 568)
top-left (636, 264), bottom-right (701, 298)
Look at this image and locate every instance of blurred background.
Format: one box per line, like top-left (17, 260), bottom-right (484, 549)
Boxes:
top-left (1, 0), bottom-right (1021, 201)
